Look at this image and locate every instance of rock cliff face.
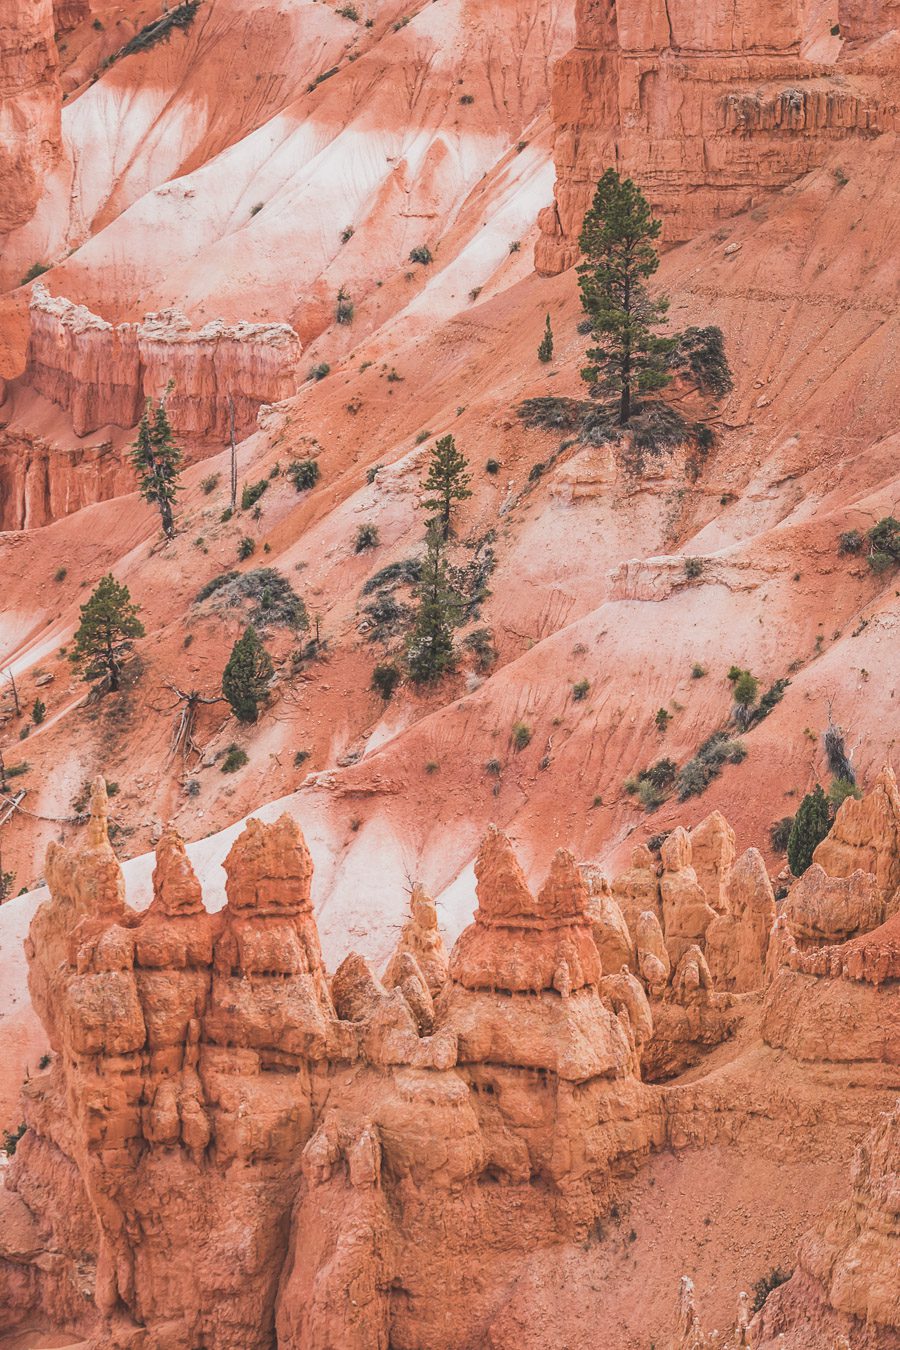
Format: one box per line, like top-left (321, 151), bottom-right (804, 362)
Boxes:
top-left (535, 0), bottom-right (899, 272)
top-left (0, 0), bottom-right (61, 236)
top-left (22, 284), bottom-right (302, 439)
top-left (0, 424), bottom-right (131, 531)
top-left (2, 774), bottom-right (898, 1347)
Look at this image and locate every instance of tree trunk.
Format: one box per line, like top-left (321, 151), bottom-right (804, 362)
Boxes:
top-left (161, 497), bottom-right (175, 538)
top-left (229, 394), bottom-right (237, 513)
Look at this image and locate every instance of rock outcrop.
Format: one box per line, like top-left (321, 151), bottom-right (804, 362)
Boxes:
top-left (23, 284), bottom-right (302, 439)
top-left (705, 847), bottom-right (776, 991)
top-left (0, 0), bottom-right (61, 241)
top-left (660, 828), bottom-right (718, 964)
top-left (535, 0), bottom-right (898, 272)
top-left (813, 765), bottom-right (900, 905)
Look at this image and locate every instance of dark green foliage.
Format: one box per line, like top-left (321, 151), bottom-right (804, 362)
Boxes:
top-left (643, 758), bottom-right (677, 790)
top-left (115, 1), bottom-right (199, 61)
top-left (517, 396), bottom-right (589, 431)
top-left (421, 434), bottom-right (472, 540)
top-left (0, 871), bottom-right (15, 903)
top-left (366, 464), bottom-right (383, 484)
top-left (485, 758), bottom-right (502, 776)
top-left (528, 462), bottom-right (545, 481)
top-left (195, 567), bottom-right (307, 630)
top-left (308, 362), bottom-right (330, 381)
top-left (654, 707), bottom-right (670, 731)
top-left (70, 574), bottom-right (145, 692)
top-left (866, 516), bottom-right (900, 572)
top-left (222, 626), bottom-right (274, 723)
top-left (770, 816), bottom-right (795, 853)
top-left (691, 663), bottom-right (707, 678)
top-left (31, 698), bottom-right (46, 725)
top-left (581, 400), bottom-right (709, 459)
top-left (221, 744), bottom-right (248, 773)
top-left (485, 458), bottom-right (500, 474)
top-left (464, 627), bottom-right (496, 672)
top-left (511, 721), bottom-right (532, 750)
top-left (838, 528), bottom-right (863, 555)
top-left (336, 4), bottom-right (359, 18)
top-left (409, 245), bottom-right (433, 265)
top-left (787, 785), bottom-right (830, 876)
top-left (371, 662), bottom-right (401, 699)
top-left (572, 678), bottom-right (590, 701)
top-left (407, 533), bottom-right (456, 683)
top-left (538, 313), bottom-right (554, 363)
top-left (39, 1053), bottom-right (51, 1069)
top-left (577, 169), bottom-right (673, 425)
top-left (733, 670), bottom-right (760, 707)
top-left (362, 593), bottom-right (413, 642)
top-left (684, 557), bottom-right (703, 579)
top-left (294, 749), bottom-right (311, 768)
top-left (459, 93), bottom-right (474, 105)
top-left (677, 733), bottom-right (746, 801)
top-left (307, 67), bottom-right (338, 91)
top-left (241, 479), bottom-right (269, 510)
top-left (824, 721), bottom-right (855, 783)
top-left (2, 1123), bottom-right (26, 1156)
top-left (131, 392), bottom-right (183, 537)
top-left (4, 762), bottom-right (29, 779)
top-left (746, 677), bottom-right (790, 728)
top-left (667, 326), bottom-right (733, 397)
top-left (54, 567), bottom-right (67, 582)
top-left (201, 473), bottom-right (220, 495)
top-left (289, 459), bottom-right (320, 491)
top-left (362, 559), bottom-right (421, 595)
top-left (237, 536), bottom-right (255, 560)
top-left (355, 524), bottom-right (380, 552)
top-left (21, 262), bottom-right (50, 285)
top-left (751, 1269), bottom-right (792, 1316)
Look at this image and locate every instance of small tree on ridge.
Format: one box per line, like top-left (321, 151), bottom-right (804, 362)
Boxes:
top-left (70, 574), bottom-right (145, 692)
top-left (222, 626), bottom-right (274, 723)
top-left (131, 385), bottom-right (183, 538)
top-left (421, 434), bottom-right (472, 540)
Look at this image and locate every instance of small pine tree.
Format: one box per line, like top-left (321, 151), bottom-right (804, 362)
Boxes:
top-left (131, 386), bottom-right (183, 538)
top-left (31, 698), bottom-right (46, 724)
top-left (733, 670), bottom-right (759, 707)
top-left (787, 784), bottom-right (831, 877)
top-left (577, 168), bottom-right (674, 425)
top-left (407, 532), bottom-right (457, 684)
top-left (421, 434), bottom-right (472, 540)
top-left (537, 313), bottom-right (553, 363)
top-left (70, 574), bottom-right (145, 692)
top-left (222, 626), bottom-right (274, 723)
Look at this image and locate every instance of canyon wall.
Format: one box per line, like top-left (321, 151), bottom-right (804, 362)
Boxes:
top-left (0, 0), bottom-right (61, 236)
top-left (1, 773), bottom-right (898, 1347)
top-left (0, 425), bottom-right (134, 532)
top-left (22, 284), bottom-right (303, 440)
top-left (535, 0), bottom-right (898, 272)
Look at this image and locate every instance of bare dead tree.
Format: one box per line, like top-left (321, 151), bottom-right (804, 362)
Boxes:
top-left (163, 684), bottom-right (224, 763)
top-left (5, 669), bottom-right (20, 717)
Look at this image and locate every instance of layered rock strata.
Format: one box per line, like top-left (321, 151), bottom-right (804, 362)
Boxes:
top-left (535, 0), bottom-right (898, 272)
top-left (23, 284), bottom-right (302, 439)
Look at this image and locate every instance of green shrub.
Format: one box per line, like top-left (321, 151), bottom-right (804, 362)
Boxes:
top-left (20, 262), bottom-right (50, 285)
top-left (485, 458), bottom-right (500, 474)
top-left (667, 326), bottom-right (734, 397)
top-left (355, 523), bottom-right (380, 552)
top-left (463, 627), bottom-right (497, 673)
top-left (2, 1123), bottom-right (26, 1156)
top-left (250, 202), bottom-right (263, 216)
top-left (691, 662), bottom-right (706, 678)
top-left (237, 536), bottom-right (255, 560)
top-left (336, 4), bottom-right (359, 17)
top-left (290, 459), bottom-right (320, 491)
top-left (308, 362), bottom-right (330, 381)
top-left (828, 776), bottom-right (862, 812)
top-left (294, 749), bottom-right (311, 767)
top-left (684, 557), bottom-right (703, 579)
top-left (572, 679), bottom-right (590, 701)
top-left (5, 762), bottom-right (30, 779)
top-left (201, 473), bottom-right (220, 494)
top-left (459, 94), bottom-right (474, 105)
top-left (371, 662), bottom-right (401, 699)
top-left (54, 566), bottom-right (67, 582)
top-left (221, 744), bottom-right (249, 773)
top-left (511, 721), bottom-right (532, 751)
top-left (366, 464), bottom-right (382, 484)
top-left (838, 528), bottom-right (863, 555)
top-left (733, 670), bottom-right (759, 707)
top-left (638, 779), bottom-right (663, 812)
top-left (31, 698), bottom-right (46, 725)
top-left (866, 516), bottom-right (900, 572)
top-left (654, 707), bottom-right (670, 731)
top-left (770, 816), bottom-right (794, 853)
top-left (485, 758), bottom-right (502, 776)
top-left (341, 226), bottom-right (354, 243)
top-left (677, 734), bottom-right (746, 801)
top-left (409, 245), bottom-right (432, 265)
top-left (241, 479), bottom-right (269, 511)
top-left (222, 627), bottom-right (273, 723)
top-left (336, 287), bottom-right (354, 324)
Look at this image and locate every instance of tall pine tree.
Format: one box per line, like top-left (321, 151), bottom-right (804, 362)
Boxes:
top-left (222, 626), bottom-right (274, 723)
top-left (421, 434), bottom-right (472, 540)
top-left (407, 531), bottom-right (457, 684)
top-left (577, 169), bottom-right (674, 425)
top-left (70, 574), bottom-right (145, 692)
top-left (131, 385), bottom-right (183, 538)
top-left (787, 784), bottom-right (831, 877)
